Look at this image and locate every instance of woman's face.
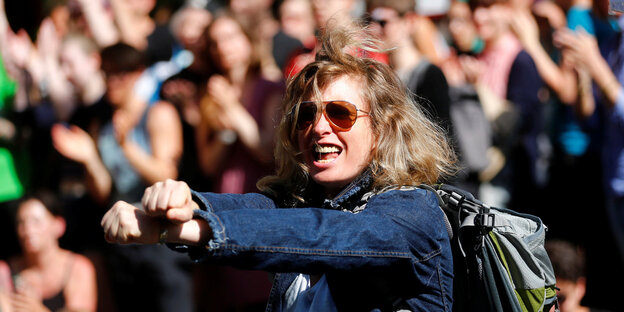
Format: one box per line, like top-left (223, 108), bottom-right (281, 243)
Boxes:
top-left (16, 200), bottom-right (61, 254)
top-left (208, 17), bottom-right (253, 72)
top-left (297, 76), bottom-right (376, 196)
top-left (449, 2), bottom-right (478, 52)
top-left (178, 8), bottom-right (212, 50)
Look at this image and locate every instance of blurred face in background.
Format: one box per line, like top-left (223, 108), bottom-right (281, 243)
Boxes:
top-left (230, 0), bottom-right (272, 17)
top-left (105, 70), bottom-right (141, 107)
top-left (280, 0), bottom-right (316, 44)
top-left (556, 278), bottom-right (586, 312)
top-left (472, 3), bottom-right (510, 43)
top-left (208, 16), bottom-right (253, 72)
top-left (311, 0), bottom-right (354, 27)
top-left (60, 39), bottom-right (101, 91)
top-left (16, 200), bottom-right (63, 255)
top-left (369, 6), bottom-right (408, 49)
top-left (176, 8), bottom-right (212, 50)
top-left (448, 1), bottom-right (479, 53)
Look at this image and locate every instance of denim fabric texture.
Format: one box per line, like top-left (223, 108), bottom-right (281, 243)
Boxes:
top-left (175, 175), bottom-right (453, 311)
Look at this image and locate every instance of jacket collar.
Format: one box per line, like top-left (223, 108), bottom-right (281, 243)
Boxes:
top-left (320, 168), bottom-right (373, 212)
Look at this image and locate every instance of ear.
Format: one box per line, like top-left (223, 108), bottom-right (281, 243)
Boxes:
top-left (575, 276), bottom-right (587, 299)
top-left (53, 216), bottom-right (66, 239)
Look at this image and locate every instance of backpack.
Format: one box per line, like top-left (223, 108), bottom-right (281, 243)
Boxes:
top-left (418, 184), bottom-right (558, 312)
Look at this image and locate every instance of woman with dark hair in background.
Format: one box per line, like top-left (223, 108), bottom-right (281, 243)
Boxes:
top-left (0, 191), bottom-right (96, 312)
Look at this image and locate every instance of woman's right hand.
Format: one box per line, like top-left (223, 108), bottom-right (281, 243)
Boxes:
top-left (101, 201), bottom-right (160, 245)
top-left (141, 179), bottom-right (197, 224)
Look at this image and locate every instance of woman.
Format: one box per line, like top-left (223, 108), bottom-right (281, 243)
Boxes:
top-left (197, 12), bottom-right (284, 194)
top-left (102, 25), bottom-right (456, 311)
top-left (0, 192), bottom-right (97, 312)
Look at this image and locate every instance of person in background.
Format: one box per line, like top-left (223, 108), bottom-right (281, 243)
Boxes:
top-left (194, 12), bottom-right (285, 310)
top-left (101, 24), bottom-right (456, 311)
top-left (367, 0), bottom-right (452, 135)
top-left (465, 0), bottom-right (546, 212)
top-left (197, 12), bottom-right (284, 195)
top-left (51, 43), bottom-right (191, 312)
top-left (555, 6), bottom-right (624, 270)
top-left (279, 0), bottom-right (317, 51)
top-left (284, 0), bottom-right (375, 76)
top-left (545, 239), bottom-right (613, 312)
top-left (278, 0), bottom-right (317, 75)
top-left (0, 191), bottom-right (97, 312)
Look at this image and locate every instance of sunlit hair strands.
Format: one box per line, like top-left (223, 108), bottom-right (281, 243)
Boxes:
top-left (258, 23), bottom-right (457, 203)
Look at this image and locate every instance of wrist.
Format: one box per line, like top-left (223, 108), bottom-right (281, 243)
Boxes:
top-left (158, 220), bottom-right (169, 244)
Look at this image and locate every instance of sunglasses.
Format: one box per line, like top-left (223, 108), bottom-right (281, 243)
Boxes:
top-left (290, 100), bottom-right (369, 131)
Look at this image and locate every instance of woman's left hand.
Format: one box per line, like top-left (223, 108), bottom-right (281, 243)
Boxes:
top-left (141, 179), bottom-right (197, 224)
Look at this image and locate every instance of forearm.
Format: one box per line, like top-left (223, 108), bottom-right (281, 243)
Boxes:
top-left (164, 218), bottom-right (212, 246)
top-left (589, 56), bottom-right (622, 108)
top-left (109, 0), bottom-right (144, 48)
top-left (525, 44), bottom-right (577, 103)
top-left (196, 124), bottom-right (230, 176)
top-left (121, 140), bottom-right (179, 184)
top-left (576, 68), bottom-right (596, 118)
top-left (83, 156), bottom-right (112, 204)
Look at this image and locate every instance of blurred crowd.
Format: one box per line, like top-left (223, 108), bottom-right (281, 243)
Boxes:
top-left (0, 0), bottom-right (623, 311)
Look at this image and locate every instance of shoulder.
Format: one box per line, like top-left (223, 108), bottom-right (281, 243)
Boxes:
top-left (512, 50), bottom-right (536, 67)
top-left (255, 76), bottom-right (286, 95)
top-left (367, 187), bottom-right (441, 217)
top-left (147, 101), bottom-right (180, 127)
top-left (70, 253), bottom-right (95, 277)
top-left (366, 187), bottom-right (450, 245)
top-left (509, 51), bottom-right (540, 83)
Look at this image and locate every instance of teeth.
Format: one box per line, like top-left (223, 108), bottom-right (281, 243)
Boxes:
top-left (314, 144), bottom-right (340, 153)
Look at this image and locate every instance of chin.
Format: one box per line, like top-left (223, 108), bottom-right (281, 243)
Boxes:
top-left (311, 171), bottom-right (355, 194)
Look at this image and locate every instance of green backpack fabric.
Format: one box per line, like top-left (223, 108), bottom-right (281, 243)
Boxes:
top-left (421, 184), bottom-right (558, 312)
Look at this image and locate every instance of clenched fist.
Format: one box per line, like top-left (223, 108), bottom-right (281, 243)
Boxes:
top-left (101, 201), bottom-right (160, 244)
top-left (141, 179), bottom-right (198, 224)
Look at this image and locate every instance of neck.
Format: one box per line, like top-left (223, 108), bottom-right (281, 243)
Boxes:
top-left (484, 31), bottom-right (513, 52)
top-left (118, 94), bottom-right (149, 123)
top-left (572, 0), bottom-right (592, 8)
top-left (24, 244), bottom-right (61, 269)
top-left (228, 64), bottom-right (249, 88)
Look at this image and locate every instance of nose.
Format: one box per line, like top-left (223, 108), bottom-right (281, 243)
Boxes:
top-left (311, 110), bottom-right (333, 135)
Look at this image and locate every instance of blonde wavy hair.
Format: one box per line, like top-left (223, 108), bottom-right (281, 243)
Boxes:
top-left (257, 24), bottom-right (457, 201)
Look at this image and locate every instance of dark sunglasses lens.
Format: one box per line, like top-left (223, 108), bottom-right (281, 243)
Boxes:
top-left (296, 102), bottom-right (317, 129)
top-left (326, 102), bottom-right (356, 129)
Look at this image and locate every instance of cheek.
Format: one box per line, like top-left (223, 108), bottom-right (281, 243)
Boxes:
top-left (349, 124), bottom-right (375, 162)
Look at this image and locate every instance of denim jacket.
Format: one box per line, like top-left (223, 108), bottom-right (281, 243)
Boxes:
top-left (176, 174), bottom-right (453, 311)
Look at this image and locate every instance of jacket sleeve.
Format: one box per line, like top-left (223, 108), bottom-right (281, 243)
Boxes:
top-left (183, 189), bottom-right (451, 275)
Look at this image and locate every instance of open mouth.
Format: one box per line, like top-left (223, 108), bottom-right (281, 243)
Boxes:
top-left (314, 143), bottom-right (342, 163)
